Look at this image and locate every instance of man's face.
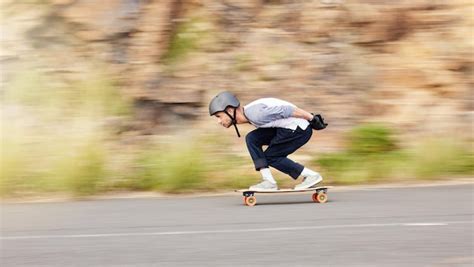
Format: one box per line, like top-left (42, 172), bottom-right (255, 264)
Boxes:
top-left (215, 111), bottom-right (232, 128)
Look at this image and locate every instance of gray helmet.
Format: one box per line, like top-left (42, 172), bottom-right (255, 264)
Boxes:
top-left (209, 91), bottom-right (240, 116)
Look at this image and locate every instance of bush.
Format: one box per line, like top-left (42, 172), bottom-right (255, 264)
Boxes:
top-left (161, 17), bottom-right (211, 65)
top-left (347, 124), bottom-right (397, 155)
top-left (316, 124), bottom-right (399, 183)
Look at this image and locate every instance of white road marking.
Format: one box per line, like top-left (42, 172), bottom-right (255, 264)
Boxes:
top-left (403, 223), bottom-right (448, 226)
top-left (1, 221), bottom-right (472, 240)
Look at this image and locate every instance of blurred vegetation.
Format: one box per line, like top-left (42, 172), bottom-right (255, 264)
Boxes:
top-left (2, 115), bottom-right (472, 198)
top-left (3, 65), bottom-right (130, 118)
top-left (316, 124), bottom-right (473, 185)
top-left (1, 1), bottom-right (473, 199)
top-left (132, 140), bottom-right (208, 193)
top-left (1, 65), bottom-right (130, 197)
top-left (161, 17), bottom-right (212, 66)
top-left (0, 66), bottom-right (471, 197)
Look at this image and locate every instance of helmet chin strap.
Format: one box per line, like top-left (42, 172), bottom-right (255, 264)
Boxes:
top-left (224, 108), bottom-right (241, 138)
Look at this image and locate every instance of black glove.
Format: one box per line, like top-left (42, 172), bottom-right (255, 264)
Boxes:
top-left (309, 113), bottom-right (328, 130)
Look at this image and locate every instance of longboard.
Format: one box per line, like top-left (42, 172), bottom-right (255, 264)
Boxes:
top-left (235, 186), bottom-right (331, 206)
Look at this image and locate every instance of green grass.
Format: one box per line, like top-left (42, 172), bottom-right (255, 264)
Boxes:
top-left (0, 64), bottom-right (130, 197)
top-left (119, 133), bottom-right (263, 193)
top-left (3, 120), bottom-right (472, 198)
top-left (409, 139), bottom-right (474, 179)
top-left (56, 139), bottom-right (106, 196)
top-left (0, 117), bottom-right (109, 197)
top-left (132, 138), bottom-right (210, 193)
top-left (0, 132), bottom-right (28, 196)
top-left (2, 103), bottom-right (471, 198)
top-left (315, 124), bottom-right (473, 184)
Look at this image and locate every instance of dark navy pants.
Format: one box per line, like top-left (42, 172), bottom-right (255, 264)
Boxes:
top-left (245, 126), bottom-right (313, 179)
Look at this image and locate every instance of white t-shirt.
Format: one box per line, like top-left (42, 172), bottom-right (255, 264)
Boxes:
top-left (243, 98), bottom-right (309, 130)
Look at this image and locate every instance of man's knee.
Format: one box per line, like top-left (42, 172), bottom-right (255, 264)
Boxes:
top-left (245, 132), bottom-right (259, 146)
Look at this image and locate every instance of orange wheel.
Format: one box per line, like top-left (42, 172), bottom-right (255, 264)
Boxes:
top-left (243, 196), bottom-right (248, 205)
top-left (314, 192), bottom-right (328, 203)
top-left (245, 196), bottom-right (257, 206)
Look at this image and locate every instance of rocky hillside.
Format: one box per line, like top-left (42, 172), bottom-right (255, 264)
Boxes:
top-left (2, 0), bottom-right (473, 142)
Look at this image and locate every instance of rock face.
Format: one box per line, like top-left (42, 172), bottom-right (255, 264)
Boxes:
top-left (2, 0), bottom-right (472, 138)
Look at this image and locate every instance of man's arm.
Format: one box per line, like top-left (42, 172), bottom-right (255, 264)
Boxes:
top-left (292, 107), bottom-right (313, 121)
top-left (293, 107), bottom-right (329, 130)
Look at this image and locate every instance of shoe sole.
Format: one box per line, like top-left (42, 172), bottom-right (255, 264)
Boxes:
top-left (294, 176), bottom-right (323, 190)
top-left (248, 187), bottom-right (278, 191)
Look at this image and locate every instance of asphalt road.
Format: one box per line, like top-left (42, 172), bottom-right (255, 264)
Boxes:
top-left (1, 184), bottom-right (473, 267)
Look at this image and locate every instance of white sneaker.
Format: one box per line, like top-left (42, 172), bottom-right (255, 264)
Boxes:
top-left (249, 180), bottom-right (278, 191)
top-left (294, 174), bottom-right (323, 190)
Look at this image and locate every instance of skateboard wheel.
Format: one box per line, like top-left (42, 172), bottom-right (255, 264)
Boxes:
top-left (245, 196), bottom-right (257, 206)
top-left (312, 192), bottom-right (328, 203)
top-left (243, 196), bottom-right (247, 205)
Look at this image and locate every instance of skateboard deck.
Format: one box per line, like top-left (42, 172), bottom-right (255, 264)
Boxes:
top-left (235, 186), bottom-right (331, 194)
top-left (236, 186), bottom-right (331, 206)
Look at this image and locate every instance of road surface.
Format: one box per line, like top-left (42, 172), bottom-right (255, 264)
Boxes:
top-left (1, 184), bottom-right (473, 266)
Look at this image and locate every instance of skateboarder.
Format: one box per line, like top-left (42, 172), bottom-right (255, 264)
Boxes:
top-left (209, 91), bottom-right (328, 191)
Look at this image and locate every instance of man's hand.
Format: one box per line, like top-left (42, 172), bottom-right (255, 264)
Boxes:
top-left (309, 113), bottom-right (328, 130)
top-left (292, 107), bottom-right (328, 130)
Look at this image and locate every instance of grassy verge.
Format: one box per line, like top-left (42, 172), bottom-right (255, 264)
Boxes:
top-left (315, 124), bottom-right (473, 184)
top-left (131, 140), bottom-right (208, 193)
top-left (0, 117), bottom-right (109, 197)
top-left (2, 114), bottom-right (472, 199)
top-left (0, 65), bottom-right (130, 197)
top-left (2, 121), bottom-right (472, 198)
